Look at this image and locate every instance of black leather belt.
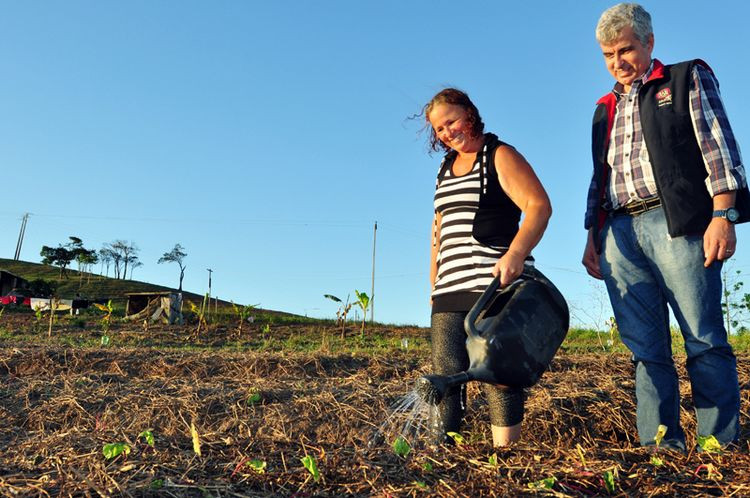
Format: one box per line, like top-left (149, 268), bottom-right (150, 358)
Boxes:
top-left (611, 197), bottom-right (662, 216)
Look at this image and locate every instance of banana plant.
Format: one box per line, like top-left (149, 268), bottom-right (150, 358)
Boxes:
top-left (324, 294), bottom-right (353, 338)
top-left (354, 290), bottom-right (371, 337)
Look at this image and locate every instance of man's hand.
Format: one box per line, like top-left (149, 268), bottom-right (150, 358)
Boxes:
top-left (582, 228), bottom-right (603, 279)
top-left (704, 217), bottom-right (737, 267)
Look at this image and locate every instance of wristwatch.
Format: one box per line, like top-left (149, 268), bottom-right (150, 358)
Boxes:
top-left (712, 207), bottom-right (740, 223)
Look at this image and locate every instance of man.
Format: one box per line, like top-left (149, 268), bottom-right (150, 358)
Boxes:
top-left (582, 3), bottom-right (749, 451)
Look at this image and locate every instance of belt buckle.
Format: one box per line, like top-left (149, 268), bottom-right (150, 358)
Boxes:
top-left (628, 200), bottom-right (648, 216)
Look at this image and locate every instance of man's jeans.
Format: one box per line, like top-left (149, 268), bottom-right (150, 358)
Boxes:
top-left (599, 206), bottom-right (740, 450)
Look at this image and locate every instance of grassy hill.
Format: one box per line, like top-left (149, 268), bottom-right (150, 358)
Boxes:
top-left (0, 258), bottom-right (293, 316)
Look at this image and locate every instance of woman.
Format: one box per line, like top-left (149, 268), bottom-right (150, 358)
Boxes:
top-left (424, 88), bottom-right (552, 446)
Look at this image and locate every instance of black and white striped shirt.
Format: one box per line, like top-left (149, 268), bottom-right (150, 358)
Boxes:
top-left (432, 159), bottom-right (504, 299)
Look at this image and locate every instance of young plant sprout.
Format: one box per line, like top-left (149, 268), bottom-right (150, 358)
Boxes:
top-left (354, 290), bottom-right (371, 337)
top-left (324, 294), bottom-right (353, 338)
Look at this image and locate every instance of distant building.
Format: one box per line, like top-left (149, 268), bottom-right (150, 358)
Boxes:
top-left (124, 291), bottom-right (184, 325)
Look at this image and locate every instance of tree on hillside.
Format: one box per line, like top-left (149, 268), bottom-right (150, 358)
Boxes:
top-left (158, 244), bottom-right (188, 291)
top-left (129, 260), bottom-right (143, 280)
top-left (76, 249), bottom-right (98, 285)
top-left (102, 240), bottom-right (139, 280)
top-left (98, 248), bottom-right (113, 277)
top-left (40, 236), bottom-right (94, 280)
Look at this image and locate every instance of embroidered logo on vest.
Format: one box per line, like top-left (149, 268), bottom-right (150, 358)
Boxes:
top-left (656, 88), bottom-right (672, 107)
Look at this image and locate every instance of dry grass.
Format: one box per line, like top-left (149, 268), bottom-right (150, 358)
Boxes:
top-left (0, 318), bottom-right (749, 496)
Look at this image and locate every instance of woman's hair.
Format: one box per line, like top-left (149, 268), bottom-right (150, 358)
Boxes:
top-left (422, 88), bottom-right (484, 153)
top-left (596, 3), bottom-right (652, 46)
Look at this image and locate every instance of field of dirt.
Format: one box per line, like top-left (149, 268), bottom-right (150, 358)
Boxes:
top-left (1, 312), bottom-right (749, 497)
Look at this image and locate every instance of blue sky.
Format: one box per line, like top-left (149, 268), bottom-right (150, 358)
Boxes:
top-left (1, 1), bottom-right (749, 327)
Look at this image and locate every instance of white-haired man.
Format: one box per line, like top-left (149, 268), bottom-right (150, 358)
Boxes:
top-left (582, 3), bottom-right (748, 451)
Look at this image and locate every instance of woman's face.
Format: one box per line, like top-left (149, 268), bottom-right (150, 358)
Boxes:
top-left (428, 103), bottom-right (477, 153)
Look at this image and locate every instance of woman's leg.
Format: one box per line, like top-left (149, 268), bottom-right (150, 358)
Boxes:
top-left (429, 312), bottom-right (469, 443)
top-left (485, 387), bottom-right (524, 446)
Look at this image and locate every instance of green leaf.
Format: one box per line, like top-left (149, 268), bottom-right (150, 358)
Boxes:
top-left (650, 455), bottom-right (664, 467)
top-left (247, 459), bottom-right (267, 474)
top-left (246, 392), bottom-right (262, 405)
top-left (139, 430), bottom-right (155, 447)
top-left (150, 479), bottom-right (164, 490)
top-left (414, 480), bottom-right (428, 489)
top-left (422, 462), bottom-right (433, 472)
top-left (324, 294), bottom-right (342, 303)
top-left (301, 455), bottom-right (320, 482)
top-left (603, 470), bottom-right (616, 493)
top-left (488, 453), bottom-right (498, 467)
top-left (446, 431), bottom-right (465, 445)
top-left (697, 435), bottom-right (723, 453)
top-left (100, 335), bottom-right (110, 346)
top-left (102, 443), bottom-right (131, 460)
top-left (392, 436), bottom-right (411, 457)
top-left (654, 424), bottom-right (667, 447)
top-left (527, 476), bottom-right (556, 489)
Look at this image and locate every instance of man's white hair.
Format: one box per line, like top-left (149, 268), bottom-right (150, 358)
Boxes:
top-left (596, 3), bottom-right (653, 45)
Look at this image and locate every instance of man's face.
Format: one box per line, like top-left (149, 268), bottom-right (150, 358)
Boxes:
top-left (600, 26), bottom-right (654, 91)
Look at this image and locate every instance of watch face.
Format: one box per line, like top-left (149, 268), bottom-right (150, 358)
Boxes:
top-left (727, 207), bottom-right (740, 223)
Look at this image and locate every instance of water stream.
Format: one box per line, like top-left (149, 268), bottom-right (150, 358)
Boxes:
top-left (369, 388), bottom-right (432, 449)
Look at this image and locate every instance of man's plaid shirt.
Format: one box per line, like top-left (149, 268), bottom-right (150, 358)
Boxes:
top-left (585, 60), bottom-right (746, 229)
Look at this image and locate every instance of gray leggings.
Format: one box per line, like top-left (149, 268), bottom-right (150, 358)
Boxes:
top-left (430, 311), bottom-right (524, 439)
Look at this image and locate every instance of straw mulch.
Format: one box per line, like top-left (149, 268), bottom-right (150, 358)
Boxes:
top-left (1, 339), bottom-right (749, 496)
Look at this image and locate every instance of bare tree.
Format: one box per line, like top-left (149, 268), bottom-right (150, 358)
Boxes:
top-left (158, 244), bottom-right (188, 291)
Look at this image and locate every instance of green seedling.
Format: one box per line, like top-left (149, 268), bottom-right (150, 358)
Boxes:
top-left (527, 476), bottom-right (556, 490)
top-left (414, 481), bottom-right (428, 489)
top-left (324, 294), bottom-right (353, 338)
top-left (301, 454), bottom-right (320, 482)
top-left (231, 302), bottom-right (259, 335)
top-left (354, 290), bottom-right (371, 337)
top-left (650, 455), bottom-right (664, 467)
top-left (697, 435), bottom-right (722, 453)
top-left (100, 335), bottom-right (110, 346)
top-left (246, 391), bottom-right (262, 405)
top-left (94, 300), bottom-right (114, 334)
top-left (446, 431), bottom-right (465, 446)
top-left (150, 479), bottom-right (164, 490)
top-left (488, 453), bottom-right (498, 467)
top-left (187, 299), bottom-right (208, 335)
top-left (103, 442), bottom-right (131, 460)
top-left (261, 323), bottom-right (271, 335)
top-left (654, 424), bottom-right (667, 448)
top-left (247, 459), bottom-right (267, 474)
top-left (139, 430), bottom-right (155, 447)
top-left (392, 436), bottom-right (411, 457)
top-left (602, 469), bottom-right (616, 493)
top-left (422, 462), bottom-right (433, 472)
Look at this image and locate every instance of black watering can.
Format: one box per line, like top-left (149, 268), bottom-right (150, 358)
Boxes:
top-left (416, 267), bottom-right (569, 404)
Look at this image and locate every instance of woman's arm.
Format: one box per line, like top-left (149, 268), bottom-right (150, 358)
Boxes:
top-left (493, 146), bottom-right (552, 286)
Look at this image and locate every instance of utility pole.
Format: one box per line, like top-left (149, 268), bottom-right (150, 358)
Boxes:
top-left (370, 221), bottom-right (377, 323)
top-left (207, 268), bottom-right (213, 298)
top-left (206, 268), bottom-right (213, 318)
top-left (14, 213), bottom-right (29, 261)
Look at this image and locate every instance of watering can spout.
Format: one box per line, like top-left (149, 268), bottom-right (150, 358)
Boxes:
top-left (415, 373), bottom-right (471, 405)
